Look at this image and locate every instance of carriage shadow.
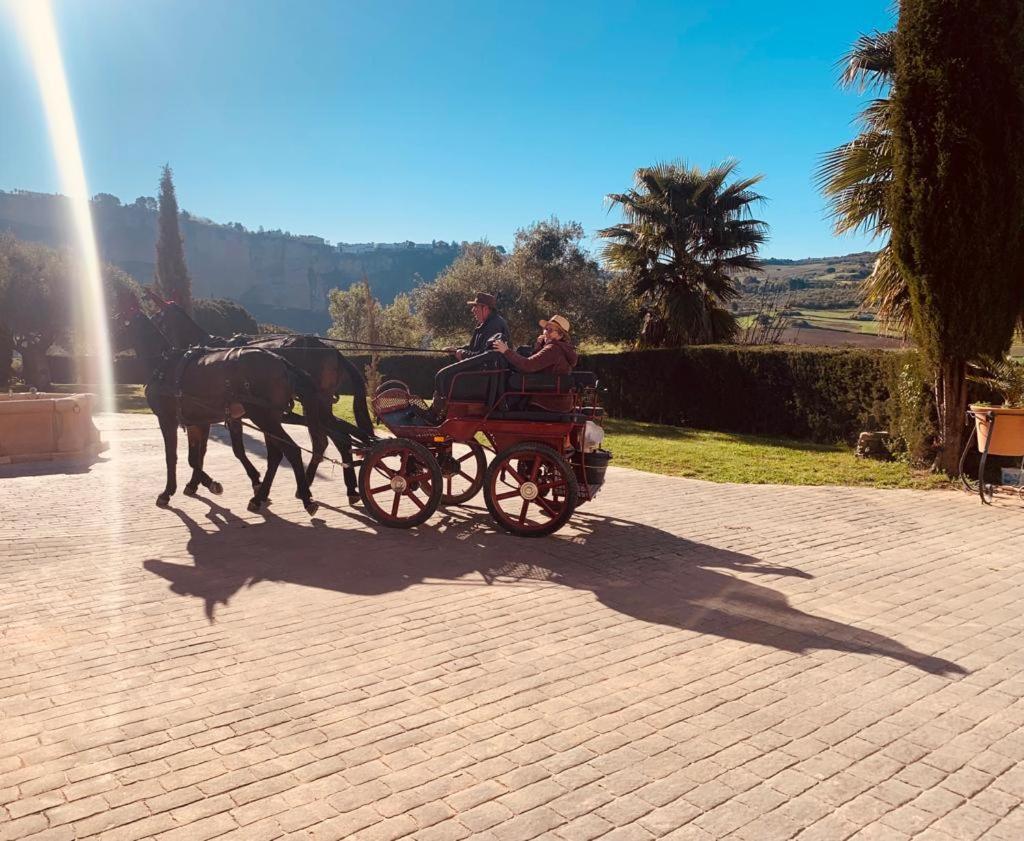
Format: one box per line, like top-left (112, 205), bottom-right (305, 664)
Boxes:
top-left (144, 501), bottom-right (965, 676)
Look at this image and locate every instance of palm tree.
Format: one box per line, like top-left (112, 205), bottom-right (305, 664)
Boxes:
top-left (817, 30), bottom-right (911, 331)
top-left (599, 161), bottom-right (768, 346)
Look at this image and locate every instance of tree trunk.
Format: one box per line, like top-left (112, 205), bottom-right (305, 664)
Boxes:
top-left (934, 356), bottom-right (968, 475)
top-left (20, 346), bottom-right (52, 391)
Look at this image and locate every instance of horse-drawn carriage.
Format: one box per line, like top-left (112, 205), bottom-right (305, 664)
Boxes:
top-left (353, 367), bottom-right (612, 537)
top-left (119, 292), bottom-right (611, 537)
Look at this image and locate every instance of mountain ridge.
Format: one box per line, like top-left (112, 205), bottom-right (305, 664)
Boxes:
top-left (0, 188), bottom-right (876, 331)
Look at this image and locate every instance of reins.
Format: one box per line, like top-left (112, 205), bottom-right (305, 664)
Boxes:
top-left (236, 417), bottom-right (356, 470)
top-left (237, 334), bottom-right (443, 354)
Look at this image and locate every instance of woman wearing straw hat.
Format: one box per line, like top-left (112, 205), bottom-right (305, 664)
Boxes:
top-left (491, 314), bottom-right (577, 375)
top-left (491, 315), bottom-right (578, 413)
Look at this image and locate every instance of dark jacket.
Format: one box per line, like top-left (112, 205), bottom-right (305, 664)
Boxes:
top-left (501, 338), bottom-right (578, 412)
top-left (461, 311), bottom-right (510, 357)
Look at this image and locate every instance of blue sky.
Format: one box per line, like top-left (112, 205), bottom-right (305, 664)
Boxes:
top-left (1, 0), bottom-right (894, 258)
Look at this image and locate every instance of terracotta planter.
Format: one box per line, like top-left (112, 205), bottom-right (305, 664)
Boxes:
top-left (970, 404), bottom-right (1024, 457)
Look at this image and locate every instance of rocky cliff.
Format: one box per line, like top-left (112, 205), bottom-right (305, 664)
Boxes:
top-left (0, 190), bottom-right (460, 330)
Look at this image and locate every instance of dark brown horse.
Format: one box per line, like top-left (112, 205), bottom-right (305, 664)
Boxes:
top-left (146, 293), bottom-right (373, 503)
top-left (114, 299), bottom-right (323, 516)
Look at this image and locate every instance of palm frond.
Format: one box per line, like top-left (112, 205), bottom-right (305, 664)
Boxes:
top-left (838, 30), bottom-right (895, 92)
top-left (860, 245), bottom-right (911, 334)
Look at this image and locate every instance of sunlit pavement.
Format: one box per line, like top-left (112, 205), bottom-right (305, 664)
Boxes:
top-left (2, 413), bottom-right (1023, 841)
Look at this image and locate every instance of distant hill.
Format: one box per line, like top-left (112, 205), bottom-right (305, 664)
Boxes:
top-left (737, 252), bottom-right (879, 311)
top-left (0, 189), bottom-right (462, 332)
top-left (0, 188), bottom-right (878, 331)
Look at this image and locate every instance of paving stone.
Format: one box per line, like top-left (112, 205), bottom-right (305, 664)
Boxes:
top-left (2, 416), bottom-right (1023, 841)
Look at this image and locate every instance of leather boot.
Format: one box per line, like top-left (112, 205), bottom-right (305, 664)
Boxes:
top-left (427, 394), bottom-right (446, 424)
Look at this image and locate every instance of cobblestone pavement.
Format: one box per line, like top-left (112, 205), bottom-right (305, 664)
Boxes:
top-left (2, 414), bottom-right (1023, 841)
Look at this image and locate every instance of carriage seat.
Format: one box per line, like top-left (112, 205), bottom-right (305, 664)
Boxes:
top-left (505, 371), bottom-right (598, 394)
top-left (506, 372), bottom-right (574, 394)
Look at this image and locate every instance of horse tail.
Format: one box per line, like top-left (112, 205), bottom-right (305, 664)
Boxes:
top-left (334, 351), bottom-right (374, 437)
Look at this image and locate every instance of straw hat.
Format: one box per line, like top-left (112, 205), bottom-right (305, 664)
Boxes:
top-left (539, 315), bottom-right (570, 334)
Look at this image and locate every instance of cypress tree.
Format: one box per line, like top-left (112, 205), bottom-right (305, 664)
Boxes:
top-left (889, 0), bottom-right (1024, 473)
top-left (154, 164), bottom-right (193, 314)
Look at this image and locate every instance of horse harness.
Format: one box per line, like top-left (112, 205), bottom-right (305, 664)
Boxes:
top-left (163, 345), bottom-right (264, 428)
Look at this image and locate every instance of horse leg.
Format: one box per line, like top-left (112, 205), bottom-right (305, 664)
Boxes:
top-left (156, 413), bottom-right (178, 507)
top-left (183, 424), bottom-right (206, 496)
top-left (303, 430), bottom-right (323, 489)
top-left (227, 419), bottom-right (262, 493)
top-left (196, 428), bottom-right (222, 494)
top-left (325, 418), bottom-right (360, 505)
top-left (249, 436), bottom-right (282, 512)
top-left (248, 414), bottom-right (284, 512)
top-left (303, 411), bottom-right (329, 489)
top-left (255, 415), bottom-right (317, 516)
top-left (340, 437), bottom-right (359, 505)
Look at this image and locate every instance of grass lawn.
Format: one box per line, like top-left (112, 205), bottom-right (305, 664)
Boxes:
top-left (603, 417), bottom-right (946, 489)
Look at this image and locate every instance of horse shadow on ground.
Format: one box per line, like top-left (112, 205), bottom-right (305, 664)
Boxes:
top-left (144, 500), bottom-right (966, 677)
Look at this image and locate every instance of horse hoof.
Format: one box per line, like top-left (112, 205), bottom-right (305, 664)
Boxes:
top-left (209, 481), bottom-right (223, 495)
top-left (348, 494), bottom-right (361, 506)
top-left (183, 485), bottom-right (198, 497)
top-left (304, 500), bottom-right (320, 517)
top-left (247, 497), bottom-right (263, 513)
top-left (156, 495), bottom-right (171, 508)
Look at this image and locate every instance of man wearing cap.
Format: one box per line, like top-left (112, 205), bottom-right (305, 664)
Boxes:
top-left (429, 292), bottom-right (512, 420)
top-left (443, 292), bottom-right (510, 361)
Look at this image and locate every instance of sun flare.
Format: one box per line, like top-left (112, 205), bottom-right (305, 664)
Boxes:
top-left (7, 0), bottom-right (115, 414)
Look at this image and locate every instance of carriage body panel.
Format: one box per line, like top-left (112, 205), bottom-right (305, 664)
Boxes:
top-left (362, 368), bottom-right (612, 536)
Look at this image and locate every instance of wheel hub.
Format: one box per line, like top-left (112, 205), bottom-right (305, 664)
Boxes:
top-left (519, 481), bottom-right (539, 501)
top-left (390, 476), bottom-right (408, 493)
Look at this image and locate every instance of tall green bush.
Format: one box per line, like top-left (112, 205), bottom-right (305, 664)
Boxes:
top-left (154, 164), bottom-right (193, 315)
top-left (890, 0), bottom-right (1024, 473)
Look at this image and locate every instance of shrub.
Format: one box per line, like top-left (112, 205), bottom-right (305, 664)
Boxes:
top-left (578, 346), bottom-right (928, 446)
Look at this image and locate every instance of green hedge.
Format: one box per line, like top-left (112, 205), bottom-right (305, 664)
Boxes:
top-left (57, 344), bottom-right (938, 451)
top-left (578, 346), bottom-right (930, 447)
top-left (343, 353), bottom-right (448, 397)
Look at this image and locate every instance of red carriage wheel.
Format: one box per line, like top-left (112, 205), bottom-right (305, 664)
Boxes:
top-left (358, 438), bottom-right (442, 528)
top-left (438, 441), bottom-right (487, 505)
top-left (484, 443), bottom-right (578, 537)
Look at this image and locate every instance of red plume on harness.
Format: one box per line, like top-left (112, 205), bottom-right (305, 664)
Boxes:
top-left (142, 286), bottom-right (171, 312)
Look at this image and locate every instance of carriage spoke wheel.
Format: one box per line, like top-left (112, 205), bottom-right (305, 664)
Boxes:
top-left (439, 441), bottom-right (487, 505)
top-left (484, 443), bottom-right (578, 537)
top-left (359, 438), bottom-right (442, 528)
